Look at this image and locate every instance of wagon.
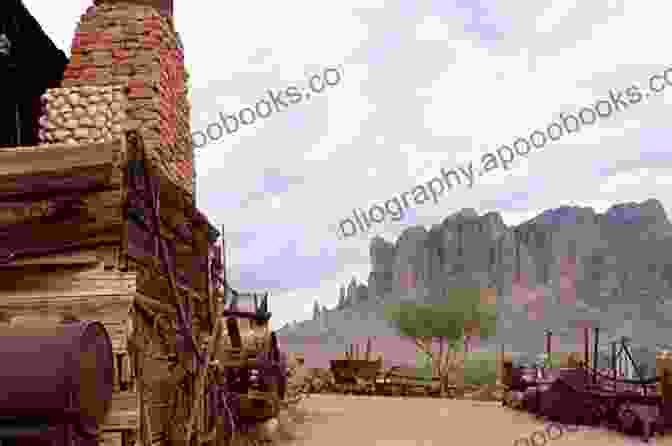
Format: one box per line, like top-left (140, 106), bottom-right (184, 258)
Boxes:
top-left (330, 358), bottom-right (382, 394)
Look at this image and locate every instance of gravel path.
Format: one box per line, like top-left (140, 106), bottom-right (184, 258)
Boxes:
top-left (276, 394), bottom-right (672, 446)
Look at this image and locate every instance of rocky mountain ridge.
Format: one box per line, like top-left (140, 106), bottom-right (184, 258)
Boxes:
top-left (277, 199), bottom-right (672, 367)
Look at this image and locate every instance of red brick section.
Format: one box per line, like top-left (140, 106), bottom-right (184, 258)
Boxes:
top-left (161, 46), bottom-right (192, 182)
top-left (94, 0), bottom-right (173, 16)
top-left (63, 5), bottom-right (193, 191)
top-left (157, 18), bottom-right (192, 184)
top-left (159, 47), bottom-right (179, 147)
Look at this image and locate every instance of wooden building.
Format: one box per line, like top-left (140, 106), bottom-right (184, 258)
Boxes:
top-left (0, 1), bottom-right (285, 445)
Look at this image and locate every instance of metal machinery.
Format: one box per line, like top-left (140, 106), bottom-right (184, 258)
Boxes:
top-left (0, 320), bottom-right (114, 445)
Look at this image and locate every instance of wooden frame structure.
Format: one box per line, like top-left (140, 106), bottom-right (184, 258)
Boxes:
top-left (0, 132), bottom-right (286, 446)
top-left (502, 326), bottom-right (672, 443)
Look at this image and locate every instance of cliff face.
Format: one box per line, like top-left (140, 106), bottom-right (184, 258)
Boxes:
top-left (366, 200), bottom-right (672, 307)
top-left (277, 199), bottom-right (672, 367)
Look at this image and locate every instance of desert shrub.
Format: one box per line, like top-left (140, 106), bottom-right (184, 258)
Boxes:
top-left (415, 350), bottom-right (433, 381)
top-left (463, 352), bottom-right (497, 386)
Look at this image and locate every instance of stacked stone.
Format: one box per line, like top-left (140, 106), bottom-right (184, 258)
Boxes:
top-left (37, 85), bottom-right (127, 146)
top-left (58, 2), bottom-right (194, 198)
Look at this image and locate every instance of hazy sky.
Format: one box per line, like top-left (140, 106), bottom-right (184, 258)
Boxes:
top-left (29, 0), bottom-right (672, 328)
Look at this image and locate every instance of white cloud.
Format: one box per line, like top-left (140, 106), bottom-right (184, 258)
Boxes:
top-left (33, 0), bottom-right (672, 327)
top-left (535, 0), bottom-right (579, 33)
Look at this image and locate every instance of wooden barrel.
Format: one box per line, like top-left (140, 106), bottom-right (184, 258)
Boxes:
top-left (0, 320), bottom-right (113, 436)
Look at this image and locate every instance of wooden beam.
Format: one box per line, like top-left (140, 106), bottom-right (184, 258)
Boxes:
top-left (0, 267), bottom-right (136, 299)
top-left (0, 250), bottom-right (100, 267)
top-left (0, 141), bottom-right (121, 178)
top-left (101, 391), bottom-right (139, 432)
top-left (0, 167), bottom-right (117, 198)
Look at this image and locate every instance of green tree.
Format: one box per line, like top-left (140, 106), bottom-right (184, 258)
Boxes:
top-left (416, 350), bottom-right (433, 381)
top-left (384, 287), bottom-right (498, 395)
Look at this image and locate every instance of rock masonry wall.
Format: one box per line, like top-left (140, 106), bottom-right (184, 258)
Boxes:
top-left (38, 2), bottom-right (194, 197)
top-left (39, 85), bottom-right (128, 145)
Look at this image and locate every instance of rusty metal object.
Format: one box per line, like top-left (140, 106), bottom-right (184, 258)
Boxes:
top-left (502, 330), bottom-right (671, 444)
top-left (0, 320), bottom-right (113, 440)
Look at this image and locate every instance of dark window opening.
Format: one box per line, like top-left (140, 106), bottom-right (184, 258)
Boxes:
top-left (0, 1), bottom-right (69, 148)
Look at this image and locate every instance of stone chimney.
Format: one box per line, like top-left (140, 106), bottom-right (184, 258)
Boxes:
top-left (43, 0), bottom-right (194, 198)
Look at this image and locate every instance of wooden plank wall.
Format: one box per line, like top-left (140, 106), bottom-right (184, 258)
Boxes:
top-left (0, 140), bottom-right (125, 197)
top-left (0, 134), bottom-right (222, 445)
top-left (124, 207), bottom-right (210, 296)
top-left (0, 255), bottom-right (140, 445)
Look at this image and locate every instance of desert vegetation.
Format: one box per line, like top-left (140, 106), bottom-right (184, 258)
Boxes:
top-left (383, 287), bottom-right (498, 395)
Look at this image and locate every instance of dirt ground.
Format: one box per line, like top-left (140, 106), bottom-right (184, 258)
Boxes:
top-left (275, 394), bottom-right (672, 446)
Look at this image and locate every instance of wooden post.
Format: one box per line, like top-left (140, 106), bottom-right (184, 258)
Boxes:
top-left (545, 330), bottom-right (551, 360)
top-left (135, 349), bottom-right (153, 446)
top-left (502, 353), bottom-right (513, 388)
top-left (593, 327), bottom-right (599, 384)
top-left (497, 344), bottom-right (503, 385)
top-left (584, 327), bottom-right (589, 369)
top-left (226, 318), bottom-right (242, 349)
top-left (544, 330), bottom-right (551, 377)
top-left (664, 368), bottom-right (672, 424)
top-left (611, 341), bottom-right (617, 391)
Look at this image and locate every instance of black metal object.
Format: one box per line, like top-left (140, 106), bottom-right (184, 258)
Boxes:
top-left (0, 0), bottom-right (68, 148)
top-left (0, 320), bottom-right (113, 444)
top-left (511, 327), bottom-right (667, 443)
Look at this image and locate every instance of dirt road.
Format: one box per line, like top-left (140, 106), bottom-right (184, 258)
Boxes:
top-left (278, 394), bottom-right (672, 446)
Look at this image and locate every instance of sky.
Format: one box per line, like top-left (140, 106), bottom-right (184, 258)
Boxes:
top-left (28, 0), bottom-right (672, 328)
